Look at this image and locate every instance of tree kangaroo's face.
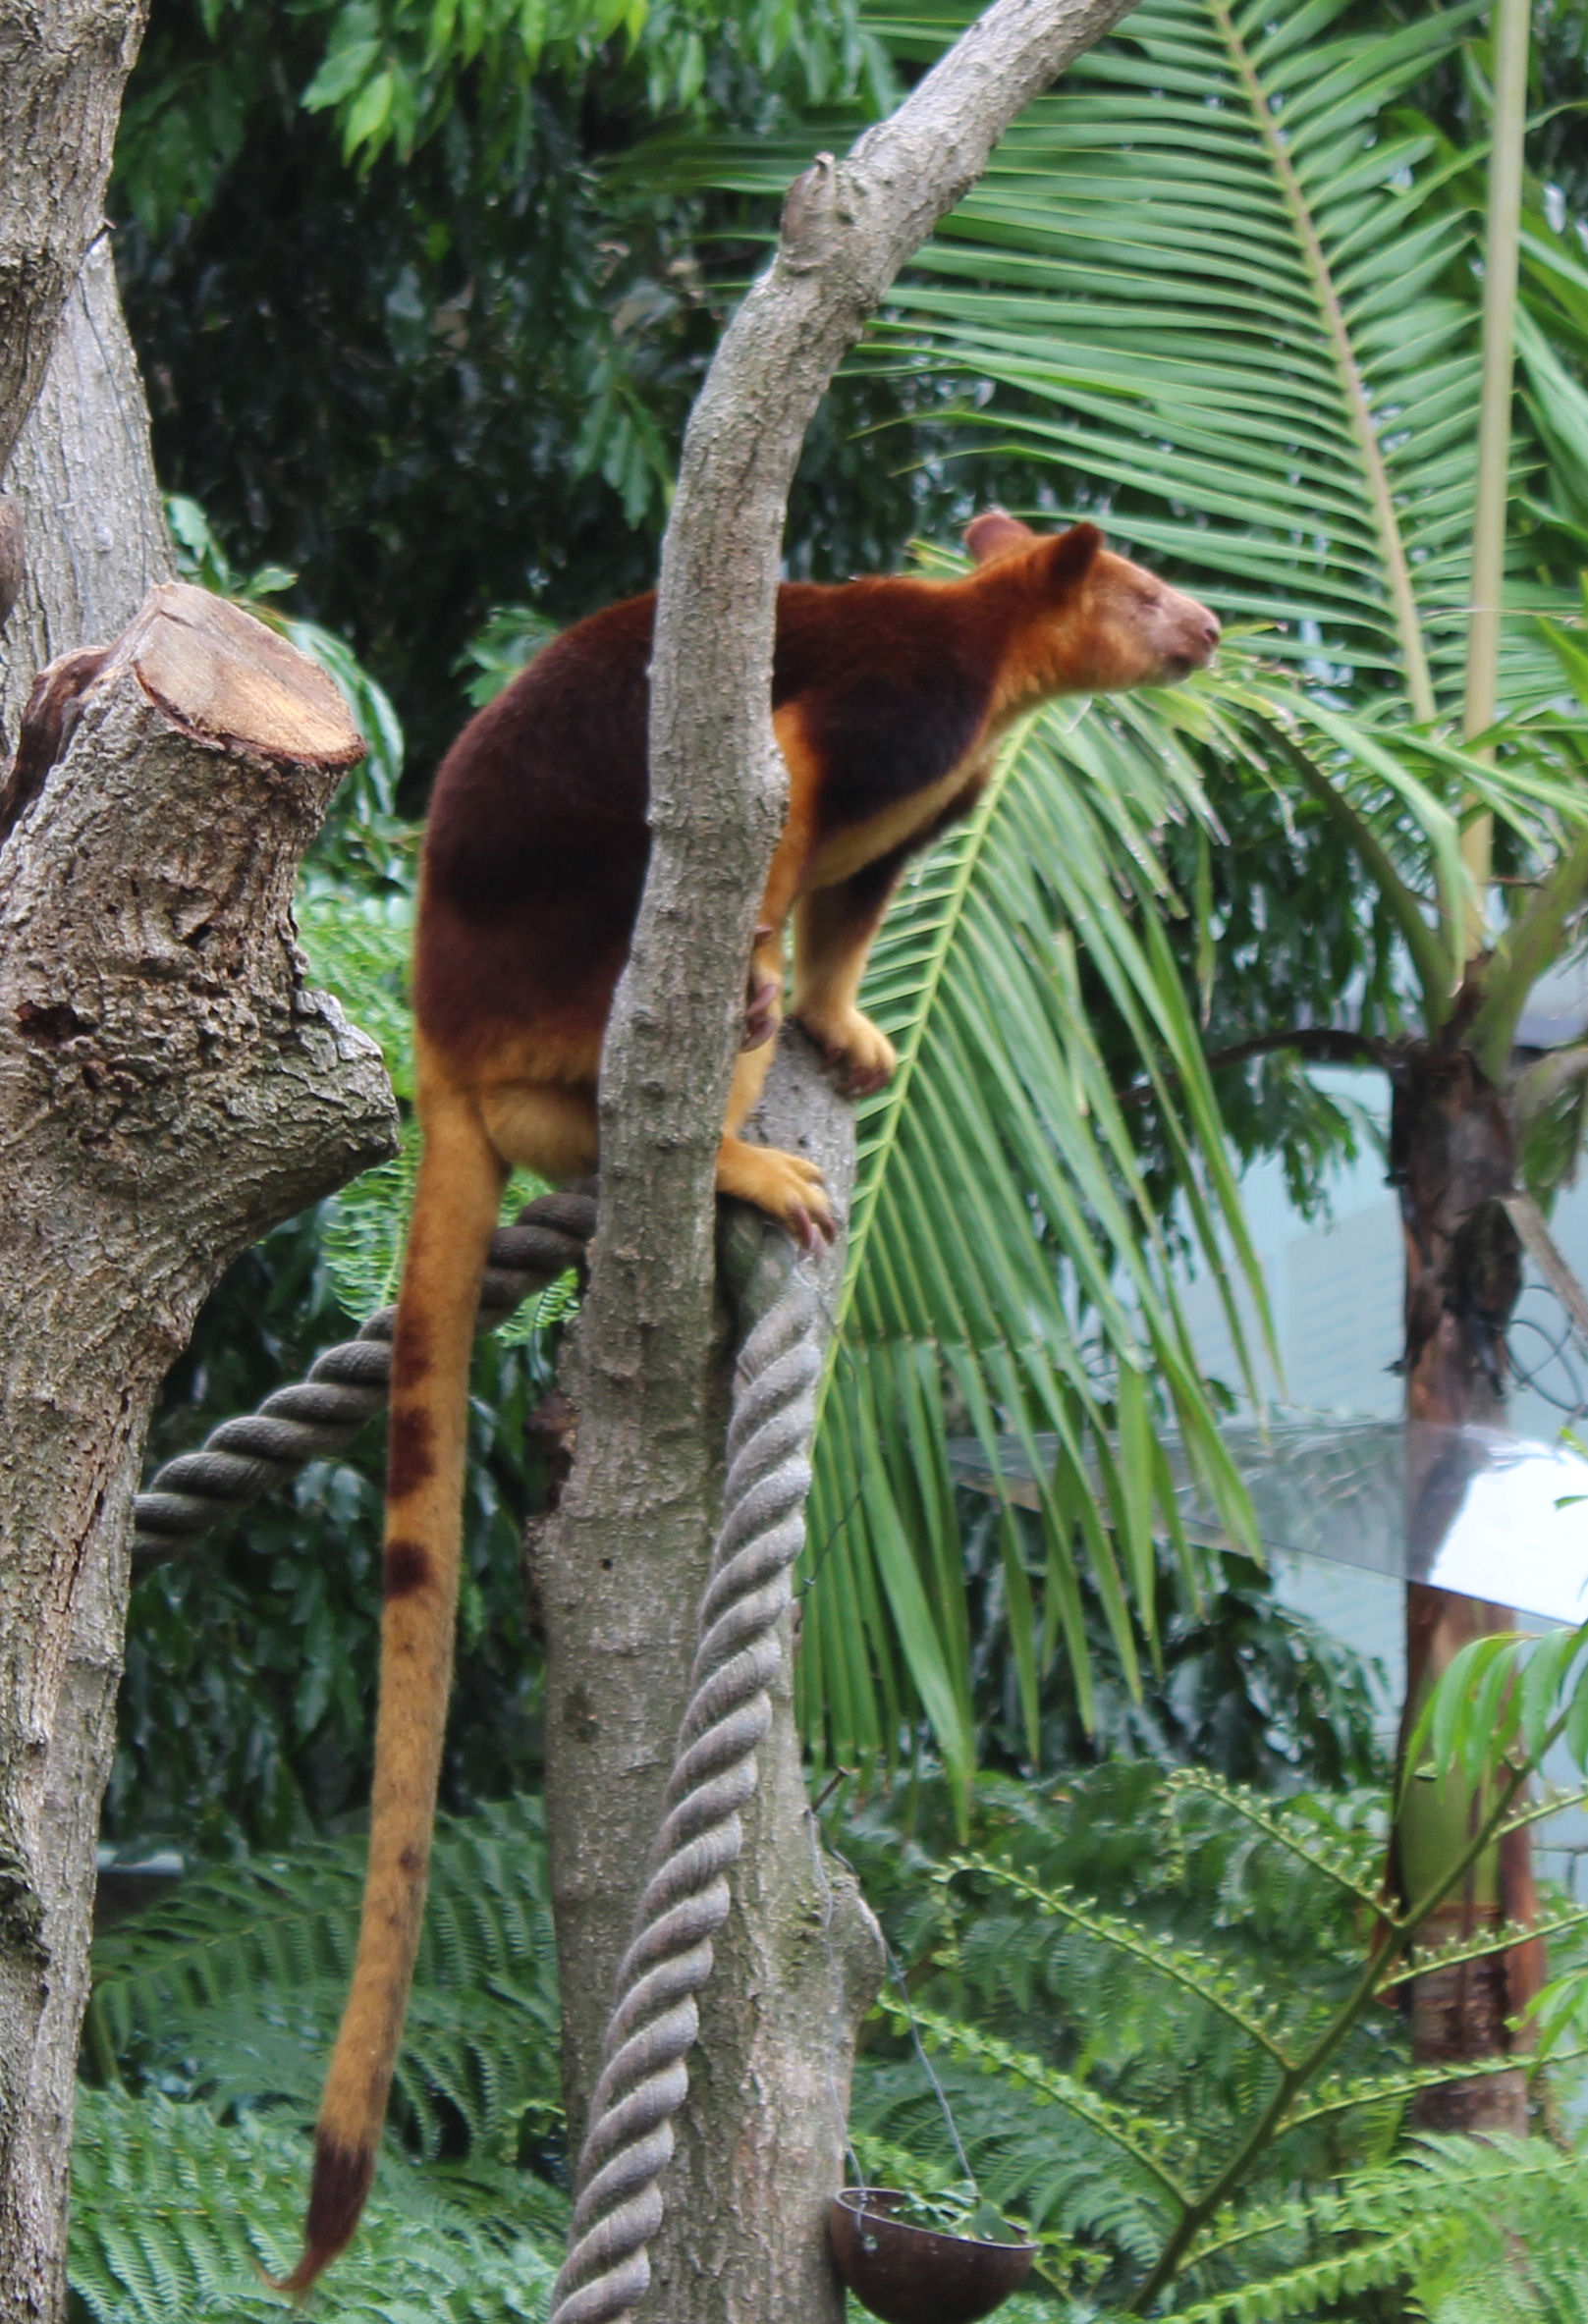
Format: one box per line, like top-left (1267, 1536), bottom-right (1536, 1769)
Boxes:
top-left (1078, 545), bottom-right (1222, 688)
top-left (963, 511), bottom-right (1221, 698)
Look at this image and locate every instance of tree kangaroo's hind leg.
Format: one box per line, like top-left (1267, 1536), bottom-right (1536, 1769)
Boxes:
top-left (791, 846), bottom-right (909, 1096)
top-left (478, 1080), bottom-right (600, 1182)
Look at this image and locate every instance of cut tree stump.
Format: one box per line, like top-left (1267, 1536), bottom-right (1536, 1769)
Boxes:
top-left (0, 578), bottom-right (396, 2324)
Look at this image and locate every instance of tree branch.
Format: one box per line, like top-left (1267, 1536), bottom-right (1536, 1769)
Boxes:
top-left (1250, 712), bottom-right (1454, 1029)
top-left (0, 233), bottom-right (174, 744)
top-left (0, 2), bottom-right (149, 478)
top-left (1120, 1024), bottom-right (1389, 1105)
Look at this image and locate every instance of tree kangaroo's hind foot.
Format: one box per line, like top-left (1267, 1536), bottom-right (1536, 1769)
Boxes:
top-left (716, 1132), bottom-right (835, 1254)
top-left (794, 1003), bottom-right (898, 1099)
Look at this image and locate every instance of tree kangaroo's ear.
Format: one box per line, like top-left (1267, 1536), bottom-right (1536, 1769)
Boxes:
top-left (1043, 521), bottom-right (1104, 593)
top-left (963, 509), bottom-right (1037, 567)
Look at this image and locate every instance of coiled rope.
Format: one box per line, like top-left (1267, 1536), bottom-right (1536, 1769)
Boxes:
top-left (131, 1185), bottom-right (597, 1559)
top-left (546, 1270), bottom-right (821, 2324)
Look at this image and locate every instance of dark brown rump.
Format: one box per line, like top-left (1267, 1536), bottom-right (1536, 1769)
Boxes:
top-left (422, 593), bottom-right (656, 918)
top-left (416, 594), bottom-right (655, 1056)
top-left (413, 880), bottom-right (627, 1064)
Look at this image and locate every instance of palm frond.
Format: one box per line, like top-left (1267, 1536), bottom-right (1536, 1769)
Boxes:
top-left (641, 0), bottom-right (1582, 718)
top-left (800, 668), bottom-right (1270, 1795)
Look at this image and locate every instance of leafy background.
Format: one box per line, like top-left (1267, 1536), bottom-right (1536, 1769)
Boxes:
top-left (63, 0), bottom-right (1588, 2314)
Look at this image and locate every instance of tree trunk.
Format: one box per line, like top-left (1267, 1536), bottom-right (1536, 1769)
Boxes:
top-left (541, 1032), bottom-right (883, 2324)
top-left (0, 0), bottom-right (147, 483)
top-left (0, 231), bottom-right (173, 745)
top-left (536, 5), bottom-right (1141, 2315)
top-left (0, 589), bottom-right (397, 2322)
top-left (1391, 1040), bottom-right (1536, 2134)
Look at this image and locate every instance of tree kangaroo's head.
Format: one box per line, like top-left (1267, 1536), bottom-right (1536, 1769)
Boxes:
top-left (965, 511), bottom-right (1221, 699)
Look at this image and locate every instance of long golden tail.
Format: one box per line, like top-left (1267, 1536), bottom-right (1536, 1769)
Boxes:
top-left (274, 1088), bottom-right (504, 2294)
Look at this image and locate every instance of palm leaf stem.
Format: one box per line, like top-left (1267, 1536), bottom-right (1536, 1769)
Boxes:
top-left (1463, 0), bottom-right (1531, 760)
top-left (1460, 0), bottom-right (1532, 958)
top-left (1245, 713), bottom-right (1454, 1025)
top-left (818, 711), bottom-right (1040, 1417)
top-left (1472, 820), bottom-right (1588, 1080)
top-left (1204, 0), bottom-right (1436, 722)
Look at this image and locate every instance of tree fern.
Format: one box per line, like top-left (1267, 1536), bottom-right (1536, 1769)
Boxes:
top-left (88, 1797), bottom-right (562, 2169)
top-left (70, 2089), bottom-right (561, 2324)
top-left (833, 1760), bottom-right (1588, 2314)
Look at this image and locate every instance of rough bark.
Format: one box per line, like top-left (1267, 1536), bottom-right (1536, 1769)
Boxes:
top-left (538, 2), bottom-right (1139, 2317)
top-left (0, 0), bottom-right (147, 482)
top-left (1390, 1041), bottom-right (1534, 2135)
top-left (0, 233), bottom-right (173, 746)
top-left (0, 588), bottom-right (397, 2322)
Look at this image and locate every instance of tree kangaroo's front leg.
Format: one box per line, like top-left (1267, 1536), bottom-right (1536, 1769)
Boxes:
top-left (791, 849), bottom-right (909, 1097)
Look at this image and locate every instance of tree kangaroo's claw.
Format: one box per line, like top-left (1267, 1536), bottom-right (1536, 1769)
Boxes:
top-left (742, 963), bottom-right (781, 1052)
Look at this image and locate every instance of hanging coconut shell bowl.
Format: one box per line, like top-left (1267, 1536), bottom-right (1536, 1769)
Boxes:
top-left (829, 2188), bottom-right (1036, 2324)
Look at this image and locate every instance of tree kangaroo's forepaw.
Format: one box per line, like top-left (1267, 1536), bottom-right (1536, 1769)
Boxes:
top-left (718, 1141), bottom-right (836, 1255)
top-left (794, 1006), bottom-right (898, 1099)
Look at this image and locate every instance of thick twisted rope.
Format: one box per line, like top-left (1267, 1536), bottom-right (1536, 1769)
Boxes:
top-left (131, 1186), bottom-right (597, 1560)
top-left (547, 1273), bottom-right (821, 2324)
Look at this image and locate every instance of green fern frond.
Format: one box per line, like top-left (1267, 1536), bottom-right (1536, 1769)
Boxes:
top-left (873, 1994), bottom-right (1196, 2204)
top-left (1162, 1768), bottom-right (1388, 1908)
top-left (1276, 2048), bottom-right (1580, 2140)
top-left (1375, 1909), bottom-right (1588, 1991)
top-left (1158, 2217), bottom-right (1437, 2322)
top-left (70, 2088), bottom-right (561, 2324)
top-left (89, 1798), bottom-right (561, 2166)
top-left (951, 1856), bottom-right (1295, 2063)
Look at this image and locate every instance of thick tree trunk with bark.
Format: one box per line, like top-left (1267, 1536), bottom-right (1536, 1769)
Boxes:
top-left (1391, 1040), bottom-right (1536, 2134)
top-left (535, 4), bottom-right (1141, 2317)
top-left (0, 590), bottom-right (397, 2318)
top-left (0, 53), bottom-right (402, 2277)
top-left (0, 232), bottom-right (173, 744)
top-left (0, 0), bottom-right (147, 481)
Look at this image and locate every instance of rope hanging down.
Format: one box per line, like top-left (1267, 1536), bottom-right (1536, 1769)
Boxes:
top-left (131, 1185), bottom-right (597, 1559)
top-left (547, 1273), bottom-right (821, 2324)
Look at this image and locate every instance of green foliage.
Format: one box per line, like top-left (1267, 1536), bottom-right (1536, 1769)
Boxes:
top-left (71, 2092), bottom-right (560, 2323)
top-left (971, 1520), bottom-right (1388, 1796)
top-left (459, 606), bottom-right (564, 709)
top-left (111, 0), bottom-right (920, 777)
top-left (74, 1797), bottom-right (565, 2320)
top-left (89, 1797), bottom-right (562, 2159)
top-left (800, 662), bottom-right (1274, 1802)
top-left (834, 1763), bottom-right (1582, 2318)
top-left (839, 1766), bottom-right (1401, 2301)
top-left (1411, 2135), bottom-right (1588, 2323)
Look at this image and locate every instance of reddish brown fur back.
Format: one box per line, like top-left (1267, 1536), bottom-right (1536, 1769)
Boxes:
top-left (413, 524), bottom-right (1213, 1096)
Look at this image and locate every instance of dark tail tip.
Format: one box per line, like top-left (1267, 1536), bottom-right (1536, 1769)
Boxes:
top-left (265, 2131), bottom-right (376, 2298)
